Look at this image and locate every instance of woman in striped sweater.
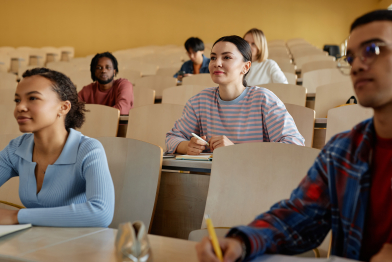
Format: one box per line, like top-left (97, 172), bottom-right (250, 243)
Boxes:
top-left (166, 36), bottom-right (304, 155)
top-left (0, 68), bottom-right (115, 227)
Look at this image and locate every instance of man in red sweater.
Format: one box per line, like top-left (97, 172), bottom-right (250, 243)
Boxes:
top-left (78, 52), bottom-right (133, 115)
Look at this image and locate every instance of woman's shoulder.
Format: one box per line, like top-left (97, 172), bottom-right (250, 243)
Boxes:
top-left (66, 129), bottom-right (105, 159)
top-left (4, 133), bottom-right (33, 152)
top-left (246, 86), bottom-right (281, 102)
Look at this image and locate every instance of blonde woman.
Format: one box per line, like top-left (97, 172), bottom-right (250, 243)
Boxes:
top-left (243, 28), bottom-right (288, 86)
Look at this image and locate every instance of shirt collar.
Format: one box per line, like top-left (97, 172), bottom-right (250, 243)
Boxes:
top-left (354, 117), bottom-right (375, 163)
top-left (15, 128), bottom-right (82, 165)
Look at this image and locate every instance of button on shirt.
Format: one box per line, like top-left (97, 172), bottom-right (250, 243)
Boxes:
top-left (173, 55), bottom-right (210, 78)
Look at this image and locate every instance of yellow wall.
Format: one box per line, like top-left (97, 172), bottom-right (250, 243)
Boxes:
top-left (0, 0), bottom-right (379, 57)
top-left (378, 0), bottom-right (392, 8)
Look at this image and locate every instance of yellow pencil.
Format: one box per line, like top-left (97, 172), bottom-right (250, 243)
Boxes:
top-left (205, 214), bottom-right (223, 261)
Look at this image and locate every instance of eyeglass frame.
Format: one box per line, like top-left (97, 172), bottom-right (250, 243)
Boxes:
top-left (337, 41), bottom-right (392, 75)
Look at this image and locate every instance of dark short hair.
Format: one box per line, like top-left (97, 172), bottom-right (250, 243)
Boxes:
top-left (212, 35), bottom-right (252, 87)
top-left (184, 37), bottom-right (205, 53)
top-left (351, 9), bottom-right (392, 32)
top-left (22, 68), bottom-right (87, 130)
top-left (90, 52), bottom-right (119, 81)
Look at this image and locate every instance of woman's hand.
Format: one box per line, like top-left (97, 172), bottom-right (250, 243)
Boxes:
top-left (186, 136), bottom-right (207, 155)
top-left (0, 209), bottom-right (19, 225)
top-left (196, 236), bottom-right (243, 262)
top-left (208, 135), bottom-right (234, 152)
top-left (371, 243), bottom-right (392, 262)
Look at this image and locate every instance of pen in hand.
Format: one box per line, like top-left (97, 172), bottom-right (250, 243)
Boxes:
top-left (191, 133), bottom-right (210, 146)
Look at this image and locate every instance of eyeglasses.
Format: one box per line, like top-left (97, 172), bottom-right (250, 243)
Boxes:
top-left (96, 66), bottom-right (113, 71)
top-left (337, 42), bottom-right (392, 75)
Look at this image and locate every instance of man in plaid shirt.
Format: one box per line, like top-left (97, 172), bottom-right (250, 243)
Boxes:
top-left (196, 10), bottom-right (392, 262)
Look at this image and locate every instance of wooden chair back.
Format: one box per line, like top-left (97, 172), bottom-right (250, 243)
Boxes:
top-left (0, 72), bottom-right (17, 90)
top-left (156, 66), bottom-right (180, 77)
top-left (134, 75), bottom-right (177, 98)
top-left (261, 83), bottom-right (306, 106)
top-left (302, 68), bottom-right (351, 94)
top-left (295, 55), bottom-right (335, 71)
top-left (116, 69), bottom-right (142, 84)
top-left (283, 72), bottom-right (297, 85)
top-left (162, 85), bottom-right (209, 106)
top-left (314, 80), bottom-right (355, 118)
top-left (69, 70), bottom-right (92, 91)
top-left (182, 74), bottom-right (216, 87)
top-left (285, 103), bottom-right (315, 147)
top-left (126, 104), bottom-right (184, 150)
top-left (276, 62), bottom-right (295, 74)
top-left (133, 86), bottom-right (155, 108)
top-left (0, 105), bottom-right (22, 135)
top-left (301, 60), bottom-right (337, 75)
top-left (78, 104), bottom-right (120, 138)
top-left (0, 134), bottom-right (24, 210)
top-left (97, 137), bottom-right (162, 230)
top-left (201, 142), bottom-right (320, 229)
top-left (325, 104), bottom-right (373, 143)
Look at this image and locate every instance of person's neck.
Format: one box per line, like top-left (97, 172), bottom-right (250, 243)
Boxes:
top-left (98, 81), bottom-right (113, 92)
top-left (218, 81), bottom-right (246, 101)
top-left (33, 124), bottom-right (69, 156)
top-left (373, 102), bottom-right (392, 138)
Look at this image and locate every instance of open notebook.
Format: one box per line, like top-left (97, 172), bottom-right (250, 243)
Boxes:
top-left (0, 224), bottom-right (32, 238)
top-left (175, 154), bottom-right (213, 161)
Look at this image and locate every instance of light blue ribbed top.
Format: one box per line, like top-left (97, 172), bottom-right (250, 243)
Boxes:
top-left (0, 128), bottom-right (115, 227)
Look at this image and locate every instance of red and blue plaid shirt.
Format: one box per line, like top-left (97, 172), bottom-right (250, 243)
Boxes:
top-left (228, 118), bottom-right (378, 260)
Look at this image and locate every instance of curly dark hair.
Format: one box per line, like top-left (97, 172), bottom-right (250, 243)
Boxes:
top-left (90, 52), bottom-right (119, 82)
top-left (22, 68), bottom-right (87, 130)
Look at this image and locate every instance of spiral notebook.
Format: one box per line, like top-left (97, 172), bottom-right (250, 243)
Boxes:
top-left (175, 154), bottom-right (213, 161)
top-left (0, 224), bottom-right (32, 238)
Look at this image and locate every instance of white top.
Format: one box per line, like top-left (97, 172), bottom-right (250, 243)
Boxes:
top-left (246, 59), bottom-right (288, 86)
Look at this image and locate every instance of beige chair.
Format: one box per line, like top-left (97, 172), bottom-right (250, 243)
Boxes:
top-left (182, 74), bottom-right (216, 87)
top-left (41, 47), bottom-right (62, 64)
top-left (285, 103), bottom-right (315, 147)
top-left (69, 57), bottom-right (91, 71)
top-left (0, 72), bottom-right (17, 90)
top-left (133, 75), bottom-right (177, 98)
top-left (97, 137), bottom-right (162, 230)
top-left (314, 81), bottom-right (355, 118)
top-left (124, 62), bottom-right (158, 76)
top-left (261, 83), bottom-right (306, 107)
top-left (126, 104), bottom-right (184, 150)
top-left (268, 40), bottom-right (286, 46)
top-left (325, 104), bottom-right (373, 143)
top-left (59, 46), bottom-right (75, 61)
top-left (0, 105), bottom-right (22, 135)
top-left (116, 69), bottom-right (142, 84)
top-left (68, 70), bottom-right (92, 91)
top-left (0, 53), bottom-right (11, 72)
top-left (283, 72), bottom-right (297, 85)
top-left (0, 134), bottom-right (24, 210)
top-left (46, 61), bottom-right (75, 76)
top-left (78, 104), bottom-right (120, 138)
top-left (156, 66), bottom-right (180, 77)
top-left (0, 89), bottom-right (17, 106)
top-left (295, 55), bottom-right (335, 71)
top-left (301, 60), bottom-right (337, 75)
top-left (162, 85), bottom-right (209, 106)
top-left (277, 62), bottom-right (295, 74)
top-left (197, 142), bottom-right (329, 256)
top-left (17, 65), bottom-right (36, 79)
top-left (302, 69), bottom-right (351, 94)
top-left (133, 86), bottom-right (155, 108)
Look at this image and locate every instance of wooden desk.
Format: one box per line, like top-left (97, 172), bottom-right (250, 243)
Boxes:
top-left (0, 227), bottom-right (198, 262)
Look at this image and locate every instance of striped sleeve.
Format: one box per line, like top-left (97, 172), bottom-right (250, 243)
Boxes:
top-left (165, 100), bottom-right (201, 153)
top-left (18, 139), bottom-right (115, 227)
top-left (262, 90), bottom-right (305, 146)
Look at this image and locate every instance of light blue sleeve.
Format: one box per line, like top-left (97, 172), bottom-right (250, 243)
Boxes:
top-left (0, 137), bottom-right (21, 187)
top-left (18, 140), bottom-right (115, 227)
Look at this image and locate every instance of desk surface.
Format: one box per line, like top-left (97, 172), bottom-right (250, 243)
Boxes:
top-left (0, 227), bottom-right (199, 262)
top-left (162, 158), bottom-right (212, 173)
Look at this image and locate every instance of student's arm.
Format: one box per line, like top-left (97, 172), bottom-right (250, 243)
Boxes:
top-left (262, 92), bottom-right (305, 146)
top-left (173, 63), bottom-right (187, 78)
top-left (270, 61), bottom-right (289, 84)
top-left (224, 146), bottom-right (332, 260)
top-left (0, 138), bottom-right (19, 187)
top-left (17, 140), bottom-right (115, 227)
top-left (165, 101), bottom-right (204, 154)
top-left (113, 80), bottom-right (133, 115)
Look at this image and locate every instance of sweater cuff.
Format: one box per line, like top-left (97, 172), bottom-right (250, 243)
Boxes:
top-left (17, 208), bottom-right (30, 224)
top-left (227, 226), bottom-right (267, 260)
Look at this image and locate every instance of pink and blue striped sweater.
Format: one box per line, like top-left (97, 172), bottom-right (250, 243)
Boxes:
top-left (165, 86), bottom-right (305, 153)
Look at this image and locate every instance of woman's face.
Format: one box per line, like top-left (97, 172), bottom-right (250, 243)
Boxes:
top-left (14, 75), bottom-right (66, 133)
top-left (209, 41), bottom-right (250, 86)
top-left (244, 33), bottom-right (259, 62)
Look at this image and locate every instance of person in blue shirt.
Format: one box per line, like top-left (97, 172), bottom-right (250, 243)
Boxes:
top-left (0, 68), bottom-right (115, 227)
top-left (174, 37), bottom-right (211, 81)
